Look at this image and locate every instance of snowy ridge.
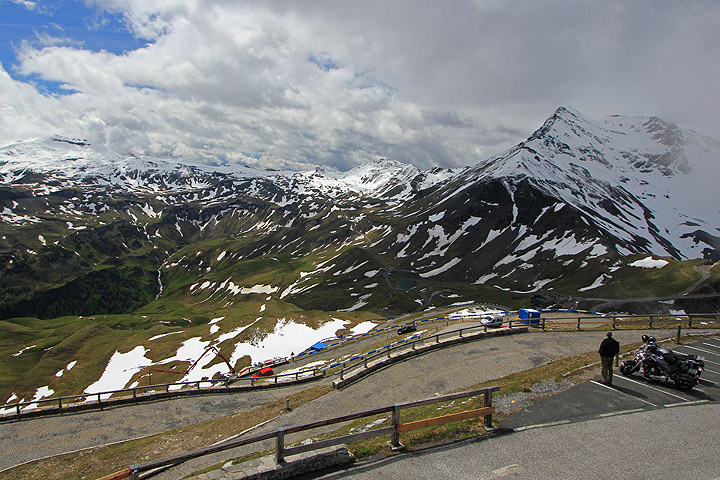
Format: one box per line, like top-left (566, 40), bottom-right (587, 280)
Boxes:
top-left (454, 107), bottom-right (720, 260)
top-left (0, 138), bottom-right (452, 201)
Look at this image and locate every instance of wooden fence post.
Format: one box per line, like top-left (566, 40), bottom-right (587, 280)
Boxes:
top-left (275, 427), bottom-right (286, 464)
top-left (483, 388), bottom-right (494, 429)
top-left (390, 403), bottom-right (404, 450)
top-left (676, 325), bottom-right (682, 345)
top-left (576, 317), bottom-right (581, 331)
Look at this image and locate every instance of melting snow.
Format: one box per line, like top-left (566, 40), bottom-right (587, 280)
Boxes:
top-left (349, 321), bottom-right (378, 335)
top-left (240, 284), bottom-right (278, 294)
top-left (228, 318), bottom-right (347, 366)
top-left (578, 274), bottom-right (612, 291)
top-left (429, 211), bottom-right (445, 222)
top-left (338, 295), bottom-right (372, 311)
top-left (149, 331), bottom-right (183, 341)
top-left (21, 386), bottom-right (55, 411)
top-left (12, 345), bottom-right (36, 357)
top-left (629, 257), bottom-right (669, 268)
top-left (420, 258), bottom-right (461, 277)
top-left (84, 346), bottom-right (154, 399)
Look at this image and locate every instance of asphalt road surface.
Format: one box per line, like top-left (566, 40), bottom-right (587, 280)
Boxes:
top-left (309, 337), bottom-right (720, 480)
top-left (0, 330), bottom-right (716, 478)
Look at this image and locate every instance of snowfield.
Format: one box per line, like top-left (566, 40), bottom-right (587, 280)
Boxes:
top-left (629, 257), bottom-right (669, 269)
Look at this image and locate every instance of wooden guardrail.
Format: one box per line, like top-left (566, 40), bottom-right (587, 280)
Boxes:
top-left (97, 386), bottom-right (499, 480)
top-left (538, 312), bottom-right (720, 331)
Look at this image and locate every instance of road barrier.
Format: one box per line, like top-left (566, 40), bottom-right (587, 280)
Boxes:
top-left (97, 386), bottom-right (499, 480)
top-left (3, 310), bottom-right (718, 420)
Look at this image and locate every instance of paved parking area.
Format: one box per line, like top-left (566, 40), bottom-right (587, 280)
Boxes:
top-left (501, 337), bottom-right (720, 431)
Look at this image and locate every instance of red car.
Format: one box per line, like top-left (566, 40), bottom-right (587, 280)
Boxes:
top-left (251, 367), bottom-right (274, 378)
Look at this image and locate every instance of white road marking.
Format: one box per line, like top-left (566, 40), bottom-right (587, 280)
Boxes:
top-left (664, 399), bottom-right (710, 408)
top-left (616, 375), bottom-right (688, 401)
top-left (513, 420), bottom-right (570, 432)
top-left (598, 408), bottom-right (645, 417)
top-left (680, 345), bottom-right (720, 361)
top-left (478, 463), bottom-right (521, 479)
top-left (590, 380), bottom-right (658, 406)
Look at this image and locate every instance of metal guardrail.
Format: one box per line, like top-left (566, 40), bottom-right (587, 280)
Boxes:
top-left (0, 313), bottom-right (503, 419)
top-left (2, 323), bottom-right (510, 419)
top-left (4, 311), bottom-right (719, 419)
top-left (328, 322), bottom-right (521, 381)
top-left (97, 386), bottom-right (499, 480)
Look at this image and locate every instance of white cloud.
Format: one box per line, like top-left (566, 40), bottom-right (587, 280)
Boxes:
top-left (2, 0), bottom-right (720, 171)
top-left (10, 0), bottom-right (37, 10)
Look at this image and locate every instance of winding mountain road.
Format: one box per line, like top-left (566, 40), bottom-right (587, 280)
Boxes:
top-left (0, 329), bottom-right (684, 478)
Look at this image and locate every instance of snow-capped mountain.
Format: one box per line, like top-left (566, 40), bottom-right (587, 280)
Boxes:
top-left (0, 108), bottom-right (718, 320)
top-left (467, 107), bottom-right (720, 259)
top-left (355, 107), bottom-right (720, 294)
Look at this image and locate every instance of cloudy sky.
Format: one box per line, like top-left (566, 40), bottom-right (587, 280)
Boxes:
top-left (1, 0), bottom-right (719, 171)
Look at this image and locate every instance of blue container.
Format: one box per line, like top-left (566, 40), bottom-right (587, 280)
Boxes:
top-left (519, 308), bottom-right (541, 325)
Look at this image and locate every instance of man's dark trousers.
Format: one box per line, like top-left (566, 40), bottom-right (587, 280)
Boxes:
top-left (601, 356), bottom-right (615, 385)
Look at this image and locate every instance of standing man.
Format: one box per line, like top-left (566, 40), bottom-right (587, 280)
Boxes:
top-left (599, 332), bottom-right (620, 386)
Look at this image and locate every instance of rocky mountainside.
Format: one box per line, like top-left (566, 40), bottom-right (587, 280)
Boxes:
top-left (0, 107), bottom-right (718, 319)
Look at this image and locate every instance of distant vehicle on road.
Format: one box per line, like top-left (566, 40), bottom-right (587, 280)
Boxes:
top-left (251, 367), bottom-right (274, 378)
top-left (397, 325), bottom-right (417, 335)
top-left (480, 314), bottom-right (504, 327)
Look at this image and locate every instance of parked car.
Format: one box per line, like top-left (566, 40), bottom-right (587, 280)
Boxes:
top-left (480, 314), bottom-right (504, 327)
top-left (251, 367), bottom-right (274, 378)
top-left (397, 325), bottom-right (417, 335)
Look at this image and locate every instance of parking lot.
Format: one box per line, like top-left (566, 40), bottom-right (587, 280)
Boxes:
top-left (501, 336), bottom-right (720, 431)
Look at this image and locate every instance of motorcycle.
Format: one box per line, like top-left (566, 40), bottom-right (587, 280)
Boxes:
top-left (619, 335), bottom-right (705, 391)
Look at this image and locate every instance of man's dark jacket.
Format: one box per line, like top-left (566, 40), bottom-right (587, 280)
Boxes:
top-left (599, 337), bottom-right (620, 357)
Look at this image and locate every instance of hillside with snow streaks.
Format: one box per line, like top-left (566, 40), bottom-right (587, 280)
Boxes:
top-left (1, 108), bottom-right (719, 321)
top-left (4, 107), bottom-right (720, 409)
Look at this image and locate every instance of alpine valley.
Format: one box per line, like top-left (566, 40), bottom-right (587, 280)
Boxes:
top-left (2, 107), bottom-right (720, 403)
top-left (2, 107), bottom-right (720, 320)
